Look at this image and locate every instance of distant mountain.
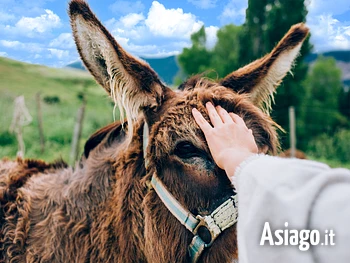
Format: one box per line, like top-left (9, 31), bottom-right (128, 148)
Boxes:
top-left (143, 56), bottom-right (179, 85)
top-left (306, 50), bottom-right (350, 86)
top-left (66, 55), bottom-right (180, 85)
top-left (305, 51), bottom-right (350, 63)
top-left (66, 60), bottom-right (86, 71)
top-left (67, 50), bottom-right (350, 86)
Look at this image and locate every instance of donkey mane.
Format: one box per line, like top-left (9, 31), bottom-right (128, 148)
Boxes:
top-left (83, 121), bottom-right (124, 158)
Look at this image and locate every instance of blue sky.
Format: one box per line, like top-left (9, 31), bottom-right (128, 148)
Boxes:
top-left (0, 0), bottom-right (349, 67)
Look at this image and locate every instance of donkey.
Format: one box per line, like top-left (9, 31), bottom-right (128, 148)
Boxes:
top-left (0, 0), bottom-right (309, 262)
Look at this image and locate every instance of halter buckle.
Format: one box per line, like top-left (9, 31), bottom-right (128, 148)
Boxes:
top-left (193, 215), bottom-right (221, 247)
top-left (189, 215), bottom-right (222, 263)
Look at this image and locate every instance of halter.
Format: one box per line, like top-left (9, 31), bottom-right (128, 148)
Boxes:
top-left (143, 122), bottom-right (238, 262)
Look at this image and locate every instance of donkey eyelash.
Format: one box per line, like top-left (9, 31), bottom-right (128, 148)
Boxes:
top-left (173, 141), bottom-right (204, 159)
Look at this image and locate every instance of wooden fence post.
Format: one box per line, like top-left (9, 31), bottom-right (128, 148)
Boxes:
top-left (36, 93), bottom-right (45, 153)
top-left (289, 106), bottom-right (296, 158)
top-left (70, 97), bottom-right (87, 165)
top-left (9, 96), bottom-right (32, 158)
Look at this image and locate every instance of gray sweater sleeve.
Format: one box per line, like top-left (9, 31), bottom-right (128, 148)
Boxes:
top-left (232, 155), bottom-right (350, 263)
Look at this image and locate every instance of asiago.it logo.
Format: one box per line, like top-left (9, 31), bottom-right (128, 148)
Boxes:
top-left (260, 222), bottom-right (335, 251)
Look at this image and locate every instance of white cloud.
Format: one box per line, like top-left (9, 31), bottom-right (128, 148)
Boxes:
top-left (0, 40), bottom-right (43, 53)
top-left (112, 35), bottom-right (177, 57)
top-left (205, 26), bottom-right (219, 49)
top-left (106, 17), bottom-right (147, 41)
top-left (48, 48), bottom-right (69, 59)
top-left (145, 1), bottom-right (203, 38)
top-left (105, 1), bottom-right (208, 57)
top-left (15, 9), bottom-right (61, 36)
top-left (188, 0), bottom-right (217, 9)
top-left (0, 40), bottom-right (21, 48)
top-left (0, 11), bottom-right (15, 22)
top-left (306, 0), bottom-right (350, 52)
top-left (219, 0), bottom-right (248, 25)
top-left (120, 13), bottom-right (145, 28)
top-left (49, 33), bottom-right (75, 49)
top-left (142, 50), bottom-right (181, 58)
top-left (308, 15), bottom-right (350, 51)
top-left (0, 0), bottom-right (54, 18)
top-left (109, 0), bottom-right (145, 15)
top-left (307, 0), bottom-right (350, 16)
top-left (0, 51), bottom-right (8, 57)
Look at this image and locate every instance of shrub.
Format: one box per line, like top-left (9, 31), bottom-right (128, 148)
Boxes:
top-left (0, 131), bottom-right (16, 146)
top-left (334, 129), bottom-right (350, 162)
top-left (308, 129), bottom-right (350, 163)
top-left (43, 95), bottom-right (61, 104)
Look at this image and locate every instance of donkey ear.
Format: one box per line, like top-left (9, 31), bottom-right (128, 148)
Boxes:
top-left (220, 23), bottom-right (309, 112)
top-left (69, 0), bottom-right (165, 122)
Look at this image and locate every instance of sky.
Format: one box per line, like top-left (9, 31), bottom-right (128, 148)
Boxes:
top-left (0, 0), bottom-right (349, 67)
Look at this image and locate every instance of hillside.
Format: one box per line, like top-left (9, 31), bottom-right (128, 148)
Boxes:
top-left (0, 57), bottom-right (114, 162)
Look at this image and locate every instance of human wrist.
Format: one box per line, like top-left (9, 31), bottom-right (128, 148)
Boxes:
top-left (220, 149), bottom-right (255, 177)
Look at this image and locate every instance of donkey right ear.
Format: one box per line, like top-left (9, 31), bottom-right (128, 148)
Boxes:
top-left (69, 0), bottom-right (165, 121)
top-left (220, 23), bottom-right (309, 113)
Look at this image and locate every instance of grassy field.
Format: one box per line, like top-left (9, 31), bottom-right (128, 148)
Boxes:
top-left (0, 57), bottom-right (349, 169)
top-left (0, 57), bottom-right (115, 163)
top-left (308, 156), bottom-right (350, 169)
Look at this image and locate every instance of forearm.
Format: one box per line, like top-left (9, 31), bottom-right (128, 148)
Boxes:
top-left (233, 155), bottom-right (350, 263)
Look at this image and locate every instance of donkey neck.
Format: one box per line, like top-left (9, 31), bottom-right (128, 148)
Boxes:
top-left (100, 121), bottom-right (148, 262)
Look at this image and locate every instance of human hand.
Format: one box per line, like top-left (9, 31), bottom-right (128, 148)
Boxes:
top-left (192, 102), bottom-right (258, 176)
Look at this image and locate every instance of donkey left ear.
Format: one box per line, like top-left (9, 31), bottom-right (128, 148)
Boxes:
top-left (69, 0), bottom-right (165, 125)
top-left (220, 23), bottom-right (309, 112)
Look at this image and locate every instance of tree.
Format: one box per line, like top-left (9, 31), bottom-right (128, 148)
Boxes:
top-left (339, 86), bottom-right (350, 120)
top-left (241, 0), bottom-right (269, 63)
top-left (241, 0), bottom-right (312, 149)
top-left (300, 56), bottom-right (347, 149)
top-left (211, 24), bottom-right (243, 77)
top-left (177, 26), bottom-right (213, 77)
top-left (177, 24), bottom-right (244, 80)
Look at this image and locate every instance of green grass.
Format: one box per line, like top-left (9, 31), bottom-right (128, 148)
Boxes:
top-left (0, 57), bottom-right (115, 162)
top-left (307, 156), bottom-right (350, 169)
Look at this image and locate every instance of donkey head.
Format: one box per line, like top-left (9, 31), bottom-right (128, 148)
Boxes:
top-left (69, 1), bottom-right (308, 262)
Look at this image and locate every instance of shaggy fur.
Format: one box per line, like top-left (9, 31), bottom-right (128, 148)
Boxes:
top-left (0, 1), bottom-right (309, 262)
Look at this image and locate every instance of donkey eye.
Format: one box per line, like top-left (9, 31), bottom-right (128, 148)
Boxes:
top-left (174, 141), bottom-right (202, 159)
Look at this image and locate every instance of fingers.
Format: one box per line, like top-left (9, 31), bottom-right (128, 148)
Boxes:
top-left (193, 102), bottom-right (249, 131)
top-left (217, 106), bottom-right (234, 124)
top-left (206, 102), bottom-right (223, 127)
top-left (229, 113), bottom-right (248, 129)
top-left (192, 108), bottom-right (212, 133)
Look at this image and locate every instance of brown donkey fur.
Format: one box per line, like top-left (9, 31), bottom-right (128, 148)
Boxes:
top-left (0, 1), bottom-right (309, 262)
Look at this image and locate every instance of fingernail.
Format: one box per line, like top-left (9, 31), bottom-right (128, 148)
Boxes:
top-left (206, 101), bottom-right (212, 107)
top-left (192, 108), bottom-right (199, 114)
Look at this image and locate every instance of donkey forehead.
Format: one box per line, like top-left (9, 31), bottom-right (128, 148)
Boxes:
top-left (165, 84), bottom-right (252, 119)
top-left (154, 84), bottom-right (252, 137)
